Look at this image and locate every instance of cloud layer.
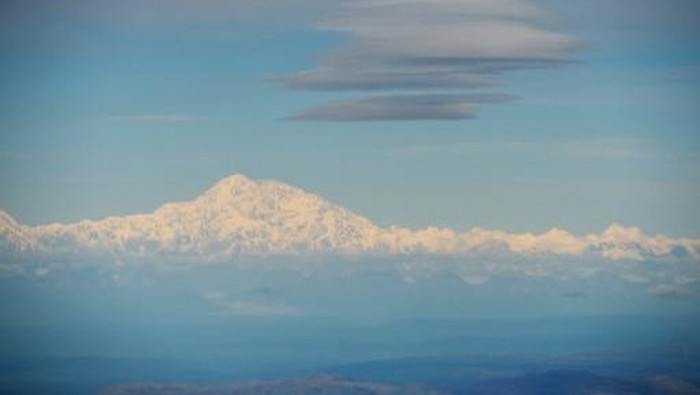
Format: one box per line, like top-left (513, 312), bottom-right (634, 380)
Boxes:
top-left (280, 0), bottom-right (581, 121)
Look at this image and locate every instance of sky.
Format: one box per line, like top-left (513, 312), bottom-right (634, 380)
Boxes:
top-left (1, 0), bottom-right (699, 237)
top-left (1, 5), bottom-right (700, 389)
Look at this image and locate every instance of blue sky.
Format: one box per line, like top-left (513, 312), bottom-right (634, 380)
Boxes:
top-left (1, 0), bottom-right (699, 237)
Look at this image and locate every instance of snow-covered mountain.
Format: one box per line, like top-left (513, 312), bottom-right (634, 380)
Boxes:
top-left (7, 175), bottom-right (384, 260)
top-left (0, 174), bottom-right (698, 263)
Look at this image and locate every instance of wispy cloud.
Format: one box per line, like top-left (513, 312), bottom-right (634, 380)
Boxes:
top-left (389, 139), bottom-right (659, 160)
top-left (200, 290), bottom-right (302, 317)
top-left (280, 0), bottom-right (581, 121)
top-left (649, 283), bottom-right (693, 299)
top-left (108, 114), bottom-right (207, 124)
top-left (286, 93), bottom-right (515, 122)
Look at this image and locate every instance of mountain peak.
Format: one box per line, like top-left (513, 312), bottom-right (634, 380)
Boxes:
top-left (47, 174), bottom-right (384, 257)
top-left (195, 174), bottom-right (321, 215)
top-left (206, 173), bottom-right (257, 193)
top-left (201, 174), bottom-right (308, 201)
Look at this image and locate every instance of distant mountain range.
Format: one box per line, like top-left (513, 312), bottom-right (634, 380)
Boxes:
top-left (1, 174), bottom-right (698, 263)
top-left (98, 371), bottom-right (700, 395)
top-left (99, 375), bottom-right (447, 395)
top-left (469, 371), bottom-right (700, 395)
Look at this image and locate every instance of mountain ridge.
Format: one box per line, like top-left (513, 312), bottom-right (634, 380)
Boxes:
top-left (1, 174), bottom-right (698, 262)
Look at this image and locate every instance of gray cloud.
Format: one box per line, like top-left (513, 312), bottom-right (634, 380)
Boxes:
top-left (286, 93), bottom-right (516, 122)
top-left (280, 0), bottom-right (581, 121)
top-left (275, 67), bottom-right (497, 91)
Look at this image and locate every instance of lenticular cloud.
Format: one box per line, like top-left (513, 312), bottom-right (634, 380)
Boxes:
top-left (280, 0), bottom-right (582, 121)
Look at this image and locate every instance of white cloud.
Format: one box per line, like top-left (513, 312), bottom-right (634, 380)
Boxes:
top-left (620, 272), bottom-right (650, 284)
top-left (457, 273), bottom-right (490, 286)
top-left (200, 287), bottom-right (301, 317)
